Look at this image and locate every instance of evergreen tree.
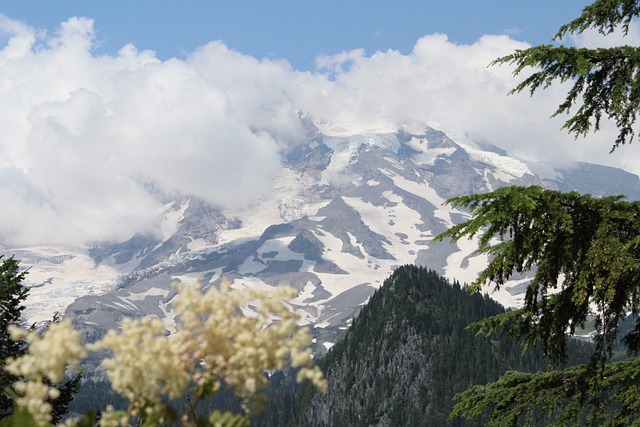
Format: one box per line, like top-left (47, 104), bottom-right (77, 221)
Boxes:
top-left (437, 187), bottom-right (640, 425)
top-left (436, 2), bottom-right (640, 423)
top-left (492, 0), bottom-right (640, 152)
top-left (0, 256), bottom-right (80, 422)
top-left (438, 0), bottom-right (640, 425)
top-left (0, 256), bottom-right (29, 418)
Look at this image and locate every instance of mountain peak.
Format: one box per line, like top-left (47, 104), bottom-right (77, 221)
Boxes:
top-left (12, 124), bottom-right (639, 348)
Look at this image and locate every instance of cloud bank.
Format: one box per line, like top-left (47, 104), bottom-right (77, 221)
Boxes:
top-left (1, 16), bottom-right (638, 247)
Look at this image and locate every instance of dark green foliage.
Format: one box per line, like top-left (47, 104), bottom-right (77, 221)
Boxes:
top-left (445, 1), bottom-right (640, 424)
top-left (451, 357), bottom-right (640, 427)
top-left (250, 370), bottom-right (302, 427)
top-left (436, 186), bottom-right (640, 365)
top-left (0, 257), bottom-right (28, 356)
top-left (555, 0), bottom-right (640, 36)
top-left (491, 0), bottom-right (640, 152)
top-left (0, 255), bottom-right (81, 422)
top-left (0, 256), bottom-right (29, 418)
top-left (436, 185), bottom-right (640, 424)
top-left (50, 373), bottom-right (82, 424)
top-left (67, 377), bottom-right (130, 416)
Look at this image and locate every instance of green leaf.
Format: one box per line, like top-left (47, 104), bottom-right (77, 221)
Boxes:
top-left (70, 412), bottom-right (98, 427)
top-left (0, 407), bottom-right (41, 427)
top-left (207, 410), bottom-right (251, 427)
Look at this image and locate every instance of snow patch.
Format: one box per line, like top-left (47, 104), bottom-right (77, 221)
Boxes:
top-left (126, 287), bottom-right (170, 301)
top-left (186, 237), bottom-right (213, 251)
top-left (313, 119), bottom-right (397, 137)
top-left (463, 144), bottom-right (531, 179)
top-left (160, 200), bottom-right (189, 240)
top-left (321, 134), bottom-right (401, 185)
top-left (526, 161), bottom-right (563, 181)
top-left (293, 281), bottom-right (318, 304)
top-left (443, 236), bottom-right (488, 285)
top-left (105, 298), bottom-right (138, 312)
top-left (380, 169), bottom-right (446, 206)
top-left (406, 136), bottom-right (456, 166)
top-left (18, 248), bottom-right (119, 324)
top-left (342, 194), bottom-right (422, 265)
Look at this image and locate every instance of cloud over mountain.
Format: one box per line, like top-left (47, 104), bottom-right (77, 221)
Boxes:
top-left (0, 15), bottom-right (638, 246)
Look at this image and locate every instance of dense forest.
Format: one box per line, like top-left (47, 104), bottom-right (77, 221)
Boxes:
top-left (255, 265), bottom-right (593, 426)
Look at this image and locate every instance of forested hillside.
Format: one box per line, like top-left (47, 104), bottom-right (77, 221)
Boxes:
top-left (258, 265), bottom-right (591, 426)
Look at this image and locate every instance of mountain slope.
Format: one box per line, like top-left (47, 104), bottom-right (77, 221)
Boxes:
top-left (9, 123), bottom-right (638, 346)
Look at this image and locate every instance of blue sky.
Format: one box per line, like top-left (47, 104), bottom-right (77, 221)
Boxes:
top-left (0, 1), bottom-right (639, 246)
top-left (2, 1), bottom-right (591, 70)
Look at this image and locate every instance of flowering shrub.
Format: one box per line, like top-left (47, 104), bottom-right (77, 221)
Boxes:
top-left (2, 283), bottom-right (326, 426)
top-left (5, 320), bottom-right (85, 425)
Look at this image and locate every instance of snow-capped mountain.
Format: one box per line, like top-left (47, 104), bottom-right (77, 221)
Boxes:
top-left (14, 121), bottom-right (640, 347)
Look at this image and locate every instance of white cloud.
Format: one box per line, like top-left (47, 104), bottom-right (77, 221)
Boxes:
top-left (0, 15), bottom-right (638, 247)
top-left (0, 16), bottom-right (287, 246)
top-left (303, 33), bottom-right (637, 170)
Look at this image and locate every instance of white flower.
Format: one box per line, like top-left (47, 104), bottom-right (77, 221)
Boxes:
top-left (4, 281), bottom-right (326, 424)
top-left (170, 282), bottom-right (327, 412)
top-left (89, 317), bottom-right (190, 418)
top-left (5, 320), bottom-right (86, 424)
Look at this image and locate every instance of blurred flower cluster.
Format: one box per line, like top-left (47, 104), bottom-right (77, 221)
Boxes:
top-left (5, 320), bottom-right (85, 425)
top-left (3, 282), bottom-right (326, 426)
